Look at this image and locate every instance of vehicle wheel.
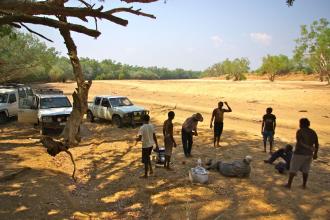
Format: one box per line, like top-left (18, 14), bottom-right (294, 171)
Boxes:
top-left (87, 110), bottom-right (94, 122)
top-left (40, 126), bottom-right (47, 135)
top-left (112, 115), bottom-right (122, 128)
top-left (0, 112), bottom-right (8, 124)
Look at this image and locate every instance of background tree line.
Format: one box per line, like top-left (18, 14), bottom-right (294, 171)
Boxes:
top-left (0, 28), bottom-right (200, 83)
top-left (1, 18), bottom-right (329, 83)
top-left (203, 18), bottom-right (329, 83)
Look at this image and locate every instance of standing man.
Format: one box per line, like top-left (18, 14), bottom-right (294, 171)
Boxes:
top-left (181, 113), bottom-right (203, 157)
top-left (136, 115), bottom-right (159, 178)
top-left (285, 118), bottom-right (319, 189)
top-left (261, 107), bottom-right (276, 153)
top-left (163, 111), bottom-right (177, 170)
top-left (210, 101), bottom-right (232, 147)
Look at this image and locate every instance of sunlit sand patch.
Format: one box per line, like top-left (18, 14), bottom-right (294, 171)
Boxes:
top-left (126, 202), bottom-right (143, 210)
top-left (47, 209), bottom-right (60, 215)
top-left (247, 199), bottom-right (277, 213)
top-left (73, 211), bottom-right (118, 220)
top-left (104, 170), bottom-right (125, 182)
top-left (10, 183), bottom-right (22, 188)
top-left (14, 205), bottom-right (28, 213)
top-left (196, 200), bottom-right (231, 219)
top-left (101, 189), bottom-right (136, 203)
top-left (151, 186), bottom-right (215, 205)
top-left (234, 183), bottom-right (264, 197)
top-left (0, 190), bottom-right (20, 196)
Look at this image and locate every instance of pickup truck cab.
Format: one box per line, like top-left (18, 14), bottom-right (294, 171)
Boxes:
top-left (0, 84), bottom-right (34, 123)
top-left (87, 95), bottom-right (149, 127)
top-left (18, 89), bottom-right (72, 135)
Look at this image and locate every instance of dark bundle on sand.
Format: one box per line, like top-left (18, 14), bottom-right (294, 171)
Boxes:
top-left (40, 136), bottom-right (76, 181)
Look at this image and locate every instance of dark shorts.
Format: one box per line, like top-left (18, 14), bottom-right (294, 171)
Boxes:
top-left (214, 122), bottom-right (224, 136)
top-left (142, 147), bottom-right (153, 164)
top-left (263, 131), bottom-right (274, 142)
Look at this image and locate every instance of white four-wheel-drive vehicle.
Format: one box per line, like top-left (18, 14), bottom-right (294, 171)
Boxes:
top-left (87, 95), bottom-right (149, 127)
top-left (0, 84), bottom-right (34, 123)
top-left (18, 89), bottom-right (72, 135)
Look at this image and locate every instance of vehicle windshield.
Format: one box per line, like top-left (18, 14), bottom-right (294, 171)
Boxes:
top-left (109, 97), bottom-right (133, 107)
top-left (0, 93), bottom-right (8, 103)
top-left (40, 97), bottom-right (72, 109)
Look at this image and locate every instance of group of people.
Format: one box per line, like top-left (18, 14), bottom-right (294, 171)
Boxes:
top-left (261, 107), bottom-right (319, 189)
top-left (135, 101), bottom-right (320, 190)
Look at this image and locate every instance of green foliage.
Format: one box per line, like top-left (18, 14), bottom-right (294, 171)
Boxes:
top-left (0, 30), bottom-right (201, 83)
top-left (0, 31), bottom-right (58, 83)
top-left (88, 59), bottom-right (200, 80)
top-left (294, 18), bottom-right (330, 83)
top-left (259, 54), bottom-right (292, 81)
top-left (203, 58), bottom-right (249, 81)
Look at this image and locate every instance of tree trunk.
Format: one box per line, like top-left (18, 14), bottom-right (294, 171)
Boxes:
top-left (58, 15), bottom-right (92, 146)
top-left (39, 16), bottom-right (92, 181)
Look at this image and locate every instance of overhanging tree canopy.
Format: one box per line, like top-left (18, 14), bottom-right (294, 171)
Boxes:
top-left (0, 0), bottom-right (159, 180)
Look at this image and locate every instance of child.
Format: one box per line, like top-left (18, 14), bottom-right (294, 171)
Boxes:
top-left (136, 115), bottom-right (158, 178)
top-left (261, 107), bottom-right (276, 154)
top-left (163, 111), bottom-right (177, 170)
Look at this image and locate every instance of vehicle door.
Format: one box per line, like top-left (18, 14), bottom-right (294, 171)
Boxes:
top-left (7, 93), bottom-right (18, 116)
top-left (92, 97), bottom-right (102, 118)
top-left (100, 98), bottom-right (111, 120)
top-left (17, 95), bottom-right (38, 124)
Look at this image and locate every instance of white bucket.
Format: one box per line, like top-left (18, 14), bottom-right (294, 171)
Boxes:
top-left (189, 168), bottom-right (209, 184)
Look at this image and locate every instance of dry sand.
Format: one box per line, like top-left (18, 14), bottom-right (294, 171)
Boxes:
top-left (1, 79), bottom-right (329, 220)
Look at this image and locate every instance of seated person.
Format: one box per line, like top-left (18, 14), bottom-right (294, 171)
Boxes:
top-left (206, 155), bottom-right (252, 178)
top-left (264, 144), bottom-right (293, 173)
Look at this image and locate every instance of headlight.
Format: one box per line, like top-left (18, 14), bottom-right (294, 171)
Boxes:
top-left (42, 116), bottom-right (52, 122)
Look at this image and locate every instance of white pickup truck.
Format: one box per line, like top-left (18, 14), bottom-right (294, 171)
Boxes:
top-left (0, 84), bottom-right (34, 123)
top-left (18, 89), bottom-right (72, 135)
top-left (87, 95), bottom-right (149, 127)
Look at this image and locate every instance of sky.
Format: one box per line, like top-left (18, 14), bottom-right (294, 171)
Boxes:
top-left (29, 0), bottom-right (330, 71)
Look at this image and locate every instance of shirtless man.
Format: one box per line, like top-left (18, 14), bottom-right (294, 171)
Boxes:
top-left (210, 101), bottom-right (232, 147)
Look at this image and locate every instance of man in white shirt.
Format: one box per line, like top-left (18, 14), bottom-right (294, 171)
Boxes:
top-left (136, 114), bottom-right (159, 178)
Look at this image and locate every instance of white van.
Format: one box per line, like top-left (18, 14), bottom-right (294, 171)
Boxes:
top-left (0, 84), bottom-right (33, 123)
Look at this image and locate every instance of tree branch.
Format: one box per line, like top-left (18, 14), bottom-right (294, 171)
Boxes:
top-left (0, 2), bottom-right (157, 26)
top-left (20, 23), bottom-right (54, 42)
top-left (0, 14), bottom-right (101, 37)
top-left (121, 0), bottom-right (159, 3)
top-left (108, 7), bottom-right (156, 19)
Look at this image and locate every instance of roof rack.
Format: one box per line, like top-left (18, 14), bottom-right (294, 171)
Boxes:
top-left (0, 83), bottom-right (28, 89)
top-left (34, 88), bottom-right (63, 95)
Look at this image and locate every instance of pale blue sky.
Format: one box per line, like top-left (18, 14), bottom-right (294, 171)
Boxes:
top-left (31, 0), bottom-right (330, 71)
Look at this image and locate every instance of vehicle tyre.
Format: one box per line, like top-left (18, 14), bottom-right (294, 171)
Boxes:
top-left (87, 110), bottom-right (94, 122)
top-left (0, 112), bottom-right (8, 124)
top-left (112, 115), bottom-right (122, 128)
